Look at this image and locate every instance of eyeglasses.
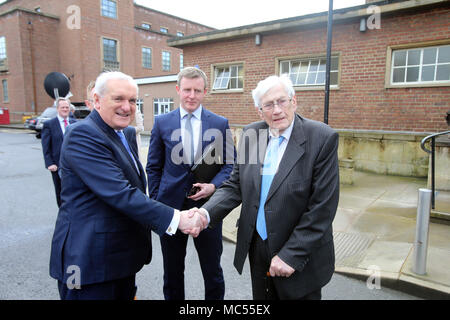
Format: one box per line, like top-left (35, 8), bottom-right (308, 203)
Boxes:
top-left (260, 98), bottom-right (291, 111)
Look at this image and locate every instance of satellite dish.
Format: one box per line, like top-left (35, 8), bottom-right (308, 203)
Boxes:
top-left (44, 72), bottom-right (70, 99)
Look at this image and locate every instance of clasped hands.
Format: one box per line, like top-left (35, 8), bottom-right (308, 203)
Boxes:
top-left (178, 207), bottom-right (208, 237)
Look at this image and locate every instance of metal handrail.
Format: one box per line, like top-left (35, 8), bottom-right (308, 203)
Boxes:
top-left (420, 130), bottom-right (450, 209)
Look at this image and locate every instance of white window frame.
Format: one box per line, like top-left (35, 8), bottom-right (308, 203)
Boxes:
top-left (180, 54), bottom-right (184, 71)
top-left (385, 40), bottom-right (450, 88)
top-left (212, 64), bottom-right (244, 92)
top-left (162, 51), bottom-right (171, 71)
top-left (101, 37), bottom-right (119, 71)
top-left (278, 55), bottom-right (339, 89)
top-left (101, 0), bottom-right (117, 19)
top-left (142, 47), bottom-right (152, 69)
top-left (2, 79), bottom-right (8, 102)
top-left (153, 98), bottom-right (174, 121)
top-left (0, 36), bottom-right (6, 60)
top-left (390, 45), bottom-right (450, 86)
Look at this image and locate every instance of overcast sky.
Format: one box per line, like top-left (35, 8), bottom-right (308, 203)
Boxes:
top-left (135, 0), bottom-right (366, 29)
top-left (0, 0), bottom-right (367, 29)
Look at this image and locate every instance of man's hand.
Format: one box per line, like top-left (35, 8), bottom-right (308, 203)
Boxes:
top-left (47, 165), bottom-right (58, 172)
top-left (187, 183), bottom-right (215, 201)
top-left (178, 208), bottom-right (208, 237)
top-left (269, 255), bottom-right (295, 278)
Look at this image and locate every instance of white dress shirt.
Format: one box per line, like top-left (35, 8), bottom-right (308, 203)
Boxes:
top-left (179, 105), bottom-right (202, 159)
top-left (200, 119), bottom-right (296, 225)
top-left (57, 115), bottom-right (69, 135)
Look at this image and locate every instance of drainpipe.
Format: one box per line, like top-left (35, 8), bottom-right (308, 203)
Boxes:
top-left (27, 21), bottom-right (37, 114)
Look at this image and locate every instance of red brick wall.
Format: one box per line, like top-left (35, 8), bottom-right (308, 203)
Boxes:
top-left (181, 7), bottom-right (450, 133)
top-left (0, 10), bottom-right (59, 120)
top-left (0, 0), bottom-right (212, 121)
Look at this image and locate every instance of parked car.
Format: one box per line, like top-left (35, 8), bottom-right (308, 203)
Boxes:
top-left (24, 116), bottom-right (38, 130)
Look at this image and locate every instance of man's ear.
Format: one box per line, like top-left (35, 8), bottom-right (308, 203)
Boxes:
top-left (93, 93), bottom-right (101, 110)
top-left (257, 108), bottom-right (264, 121)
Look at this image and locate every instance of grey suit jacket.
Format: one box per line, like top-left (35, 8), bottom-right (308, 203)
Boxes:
top-left (203, 114), bottom-right (339, 298)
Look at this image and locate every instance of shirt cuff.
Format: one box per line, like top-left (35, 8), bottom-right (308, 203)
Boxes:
top-left (199, 208), bottom-right (210, 226)
top-left (166, 209), bottom-right (180, 235)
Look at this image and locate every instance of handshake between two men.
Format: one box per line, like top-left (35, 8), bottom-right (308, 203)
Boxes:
top-left (177, 208), bottom-right (209, 238)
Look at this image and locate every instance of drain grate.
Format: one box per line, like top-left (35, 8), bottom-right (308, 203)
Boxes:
top-left (334, 232), bottom-right (376, 267)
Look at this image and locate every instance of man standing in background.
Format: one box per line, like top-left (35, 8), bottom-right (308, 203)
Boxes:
top-left (41, 98), bottom-right (76, 207)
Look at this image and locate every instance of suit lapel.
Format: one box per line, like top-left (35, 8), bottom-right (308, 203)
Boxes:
top-left (266, 115), bottom-right (306, 202)
top-left (90, 110), bottom-right (143, 189)
top-left (252, 124), bottom-right (269, 194)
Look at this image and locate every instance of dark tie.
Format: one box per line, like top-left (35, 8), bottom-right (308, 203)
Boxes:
top-left (256, 136), bottom-right (284, 240)
top-left (185, 113), bottom-right (195, 164)
top-left (116, 130), bottom-right (138, 171)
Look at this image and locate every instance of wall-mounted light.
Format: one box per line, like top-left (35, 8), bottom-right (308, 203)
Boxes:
top-left (359, 18), bottom-right (367, 32)
top-left (255, 34), bottom-right (261, 46)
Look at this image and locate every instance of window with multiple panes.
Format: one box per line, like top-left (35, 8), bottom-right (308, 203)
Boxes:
top-left (154, 98), bottom-right (173, 120)
top-left (103, 38), bottom-right (119, 70)
top-left (141, 23), bottom-right (151, 30)
top-left (279, 56), bottom-right (339, 87)
top-left (160, 27), bottom-right (168, 34)
top-left (213, 65), bottom-right (244, 90)
top-left (101, 0), bottom-right (117, 19)
top-left (0, 36), bottom-right (6, 60)
top-left (162, 51), bottom-right (171, 71)
top-left (142, 47), bottom-right (152, 69)
top-left (2, 79), bottom-right (8, 102)
top-left (137, 99), bottom-right (144, 118)
top-left (391, 45), bottom-right (450, 85)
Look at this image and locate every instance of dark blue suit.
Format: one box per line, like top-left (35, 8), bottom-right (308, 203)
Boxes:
top-left (49, 110), bottom-right (174, 299)
top-left (146, 107), bottom-right (235, 300)
top-left (41, 116), bottom-right (76, 207)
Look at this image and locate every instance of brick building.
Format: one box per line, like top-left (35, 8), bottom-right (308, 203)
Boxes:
top-left (0, 0), bottom-right (213, 123)
top-left (168, 0), bottom-right (450, 177)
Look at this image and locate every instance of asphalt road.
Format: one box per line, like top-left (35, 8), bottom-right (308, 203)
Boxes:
top-left (0, 129), bottom-right (420, 300)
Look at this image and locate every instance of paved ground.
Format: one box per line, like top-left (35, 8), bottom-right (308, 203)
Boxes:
top-left (0, 128), bottom-right (440, 300)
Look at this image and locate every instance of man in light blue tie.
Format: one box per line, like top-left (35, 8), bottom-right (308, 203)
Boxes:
top-left (196, 75), bottom-right (340, 300)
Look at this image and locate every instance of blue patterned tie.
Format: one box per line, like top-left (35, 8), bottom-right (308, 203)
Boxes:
top-left (256, 136), bottom-right (284, 240)
top-left (117, 130), bottom-right (138, 171)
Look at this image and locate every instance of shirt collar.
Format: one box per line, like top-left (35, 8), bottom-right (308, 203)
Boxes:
top-left (57, 114), bottom-right (67, 122)
top-left (268, 118), bottom-right (294, 142)
top-left (180, 105), bottom-right (202, 120)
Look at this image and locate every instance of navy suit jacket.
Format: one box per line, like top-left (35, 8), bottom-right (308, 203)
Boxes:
top-left (146, 107), bottom-right (235, 210)
top-left (49, 110), bottom-right (174, 286)
top-left (41, 116), bottom-right (76, 168)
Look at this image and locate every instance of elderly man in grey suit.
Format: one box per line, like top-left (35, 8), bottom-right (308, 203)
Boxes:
top-left (195, 75), bottom-right (339, 300)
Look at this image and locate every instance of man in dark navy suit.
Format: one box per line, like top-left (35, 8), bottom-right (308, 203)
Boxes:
top-left (49, 71), bottom-right (206, 300)
top-left (41, 98), bottom-right (76, 207)
top-left (146, 67), bottom-right (235, 300)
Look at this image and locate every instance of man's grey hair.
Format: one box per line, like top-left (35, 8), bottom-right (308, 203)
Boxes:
top-left (94, 71), bottom-right (138, 97)
top-left (251, 75), bottom-right (295, 108)
top-left (177, 66), bottom-right (208, 89)
top-left (55, 97), bottom-right (70, 107)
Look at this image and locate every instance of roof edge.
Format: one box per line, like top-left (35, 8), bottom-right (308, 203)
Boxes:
top-left (0, 6), bottom-right (60, 20)
top-left (167, 0), bottom-right (448, 47)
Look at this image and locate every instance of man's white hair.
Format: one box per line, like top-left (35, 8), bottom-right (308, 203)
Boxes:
top-left (251, 75), bottom-right (295, 108)
top-left (94, 71), bottom-right (138, 97)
